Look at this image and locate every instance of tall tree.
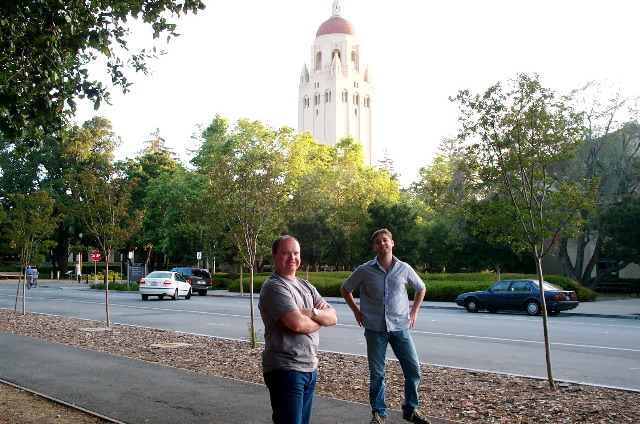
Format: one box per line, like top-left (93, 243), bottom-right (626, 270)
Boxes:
top-left (194, 116), bottom-right (292, 347)
top-left (599, 195), bottom-right (640, 266)
top-left (0, 0), bottom-right (205, 142)
top-left (285, 136), bottom-right (400, 269)
top-left (67, 166), bottom-right (141, 326)
top-left (124, 144), bottom-right (181, 266)
top-left (41, 117), bottom-right (121, 275)
top-left (452, 74), bottom-right (599, 390)
top-left (555, 111), bottom-right (640, 288)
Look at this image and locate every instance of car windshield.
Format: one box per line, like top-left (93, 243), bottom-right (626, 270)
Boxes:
top-left (146, 271), bottom-right (173, 279)
top-left (531, 281), bottom-right (561, 291)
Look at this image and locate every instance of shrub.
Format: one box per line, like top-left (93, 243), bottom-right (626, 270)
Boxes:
top-left (88, 270), bottom-right (122, 282)
top-left (545, 275), bottom-right (597, 302)
top-left (90, 282), bottom-right (139, 291)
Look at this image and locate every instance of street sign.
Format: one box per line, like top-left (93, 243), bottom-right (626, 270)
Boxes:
top-left (197, 251), bottom-right (202, 260)
top-left (91, 250), bottom-right (101, 261)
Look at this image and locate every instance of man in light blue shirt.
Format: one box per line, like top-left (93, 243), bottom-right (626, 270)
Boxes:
top-left (341, 229), bottom-right (430, 424)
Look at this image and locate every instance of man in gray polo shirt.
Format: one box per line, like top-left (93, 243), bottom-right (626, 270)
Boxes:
top-left (259, 235), bottom-right (337, 424)
top-left (341, 229), bottom-right (430, 424)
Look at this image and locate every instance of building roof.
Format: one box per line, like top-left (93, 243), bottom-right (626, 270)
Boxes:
top-left (316, 16), bottom-right (357, 38)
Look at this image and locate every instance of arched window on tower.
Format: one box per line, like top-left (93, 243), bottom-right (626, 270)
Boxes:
top-left (353, 93), bottom-right (359, 105)
top-left (332, 49), bottom-right (341, 61)
top-left (364, 96), bottom-right (370, 108)
top-left (350, 51), bottom-right (358, 70)
top-left (315, 52), bottom-right (322, 70)
top-left (342, 89), bottom-right (348, 102)
top-left (304, 96), bottom-right (310, 108)
top-left (325, 90), bottom-right (332, 102)
top-left (314, 93), bottom-right (321, 106)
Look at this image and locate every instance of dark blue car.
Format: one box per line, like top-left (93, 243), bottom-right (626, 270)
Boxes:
top-left (455, 279), bottom-right (579, 316)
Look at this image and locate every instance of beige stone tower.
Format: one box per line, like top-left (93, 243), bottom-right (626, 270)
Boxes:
top-left (298, 0), bottom-right (373, 165)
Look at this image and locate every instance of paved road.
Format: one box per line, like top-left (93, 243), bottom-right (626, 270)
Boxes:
top-left (2, 280), bottom-right (639, 392)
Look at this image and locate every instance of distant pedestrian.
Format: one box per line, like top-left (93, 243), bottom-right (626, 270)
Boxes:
top-left (26, 266), bottom-right (37, 288)
top-left (259, 235), bottom-right (337, 424)
top-left (341, 229), bottom-right (430, 424)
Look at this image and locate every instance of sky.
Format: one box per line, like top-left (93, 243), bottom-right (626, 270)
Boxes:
top-left (73, 0), bottom-right (640, 187)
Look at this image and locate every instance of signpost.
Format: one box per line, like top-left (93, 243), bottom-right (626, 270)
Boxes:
top-left (91, 250), bottom-right (101, 283)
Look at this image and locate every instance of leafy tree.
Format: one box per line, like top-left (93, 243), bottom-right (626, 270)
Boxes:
top-left (143, 169), bottom-right (211, 267)
top-left (2, 191), bottom-right (59, 314)
top-left (285, 136), bottom-right (400, 269)
top-left (599, 196), bottom-right (640, 266)
top-left (194, 116), bottom-right (292, 347)
top-left (66, 166), bottom-right (141, 326)
top-left (43, 117), bottom-right (121, 275)
top-left (451, 74), bottom-right (599, 390)
top-left (124, 138), bottom-right (181, 266)
top-left (377, 148), bottom-right (400, 182)
top-left (0, 0), bottom-right (205, 142)
top-left (555, 116), bottom-right (640, 288)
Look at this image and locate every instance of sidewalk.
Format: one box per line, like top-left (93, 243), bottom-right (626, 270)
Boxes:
top-left (0, 331), bottom-right (458, 424)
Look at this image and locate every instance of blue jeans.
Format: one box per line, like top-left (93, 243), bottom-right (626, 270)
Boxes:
top-left (263, 369), bottom-right (317, 424)
top-left (364, 328), bottom-right (421, 417)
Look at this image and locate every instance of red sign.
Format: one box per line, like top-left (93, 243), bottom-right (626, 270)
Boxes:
top-left (91, 250), bottom-right (101, 261)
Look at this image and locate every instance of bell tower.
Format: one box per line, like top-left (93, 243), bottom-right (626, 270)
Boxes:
top-left (298, 0), bottom-right (373, 165)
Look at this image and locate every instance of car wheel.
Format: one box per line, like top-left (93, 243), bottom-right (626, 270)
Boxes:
top-left (464, 298), bottom-right (480, 313)
top-left (487, 308), bottom-right (498, 313)
top-left (525, 300), bottom-right (541, 316)
top-left (171, 288), bottom-right (178, 300)
top-left (141, 294), bottom-right (148, 300)
top-left (548, 309), bottom-right (560, 316)
top-left (185, 289), bottom-right (192, 299)
top-left (158, 294), bottom-right (164, 300)
top-left (198, 290), bottom-right (207, 296)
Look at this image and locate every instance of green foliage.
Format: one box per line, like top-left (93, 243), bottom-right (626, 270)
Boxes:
top-left (90, 281), bottom-right (139, 291)
top-left (544, 275), bottom-right (596, 302)
top-left (223, 271), bottom-right (596, 303)
top-left (0, 0), bottom-right (205, 141)
top-left (600, 196), bottom-right (640, 265)
top-left (88, 269), bottom-right (123, 282)
top-left (196, 117), bottom-right (292, 272)
top-left (2, 191), bottom-right (60, 273)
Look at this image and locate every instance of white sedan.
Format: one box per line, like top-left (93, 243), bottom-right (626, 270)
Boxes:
top-left (139, 271), bottom-right (192, 301)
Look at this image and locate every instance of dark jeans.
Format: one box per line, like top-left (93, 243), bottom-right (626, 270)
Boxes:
top-left (263, 369), bottom-right (317, 424)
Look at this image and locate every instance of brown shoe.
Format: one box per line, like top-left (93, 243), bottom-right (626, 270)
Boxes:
top-left (402, 408), bottom-right (431, 424)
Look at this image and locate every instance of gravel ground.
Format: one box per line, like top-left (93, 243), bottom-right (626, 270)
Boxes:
top-left (1, 308), bottom-right (639, 424)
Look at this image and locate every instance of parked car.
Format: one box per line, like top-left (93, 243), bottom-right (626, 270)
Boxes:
top-left (170, 267), bottom-right (213, 296)
top-left (455, 279), bottom-right (579, 316)
top-left (139, 271), bottom-right (192, 301)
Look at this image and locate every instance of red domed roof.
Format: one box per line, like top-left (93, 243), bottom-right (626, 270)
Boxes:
top-left (316, 16), bottom-right (356, 37)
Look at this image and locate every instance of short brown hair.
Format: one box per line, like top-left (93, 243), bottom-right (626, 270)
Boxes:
top-left (372, 228), bottom-right (393, 243)
top-left (272, 235), bottom-right (300, 254)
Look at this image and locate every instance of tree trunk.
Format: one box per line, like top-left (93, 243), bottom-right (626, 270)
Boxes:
top-left (105, 248), bottom-right (111, 327)
top-left (535, 253), bottom-right (556, 391)
top-left (249, 265), bottom-right (257, 348)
